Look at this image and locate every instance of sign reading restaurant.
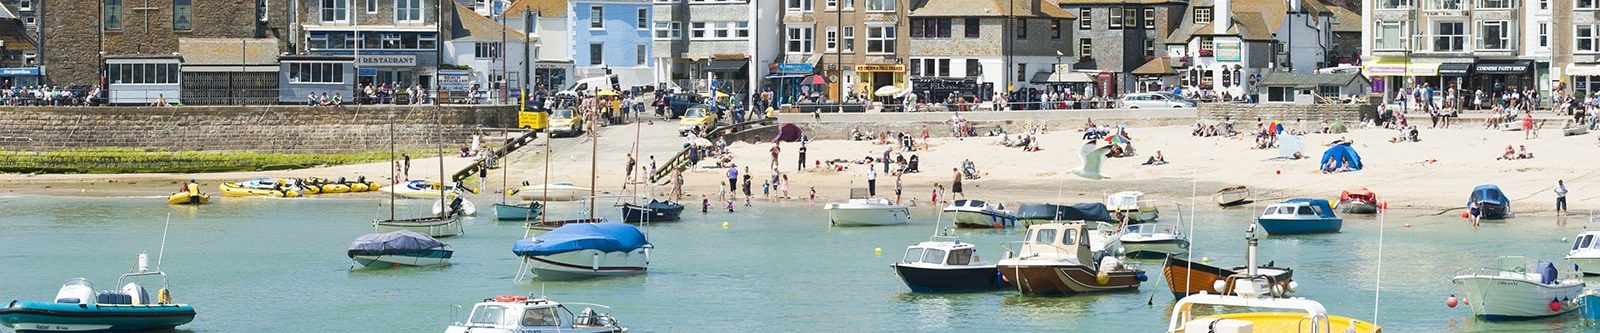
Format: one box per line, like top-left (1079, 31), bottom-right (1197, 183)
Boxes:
top-left (357, 55), bottom-right (417, 67)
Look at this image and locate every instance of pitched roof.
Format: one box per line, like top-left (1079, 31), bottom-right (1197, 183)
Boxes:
top-left (450, 2), bottom-right (525, 42)
top-left (1132, 57), bottom-right (1176, 75)
top-left (1190, 12), bottom-right (1273, 41)
top-left (1257, 71), bottom-right (1368, 87)
top-left (911, 0), bottom-right (1074, 18)
top-left (0, 19), bottom-right (33, 52)
top-left (504, 0), bottom-right (567, 18)
top-left (1327, 4), bottom-right (1360, 33)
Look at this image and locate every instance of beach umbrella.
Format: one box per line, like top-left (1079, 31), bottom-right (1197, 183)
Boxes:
top-left (874, 85), bottom-right (902, 97)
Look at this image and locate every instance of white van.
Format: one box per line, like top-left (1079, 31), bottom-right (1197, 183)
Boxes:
top-left (556, 75), bottom-right (620, 97)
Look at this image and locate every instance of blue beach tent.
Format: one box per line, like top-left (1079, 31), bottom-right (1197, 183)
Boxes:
top-left (1319, 144), bottom-right (1363, 172)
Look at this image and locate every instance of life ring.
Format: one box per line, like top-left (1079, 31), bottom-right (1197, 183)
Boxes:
top-left (493, 295), bottom-right (520, 302)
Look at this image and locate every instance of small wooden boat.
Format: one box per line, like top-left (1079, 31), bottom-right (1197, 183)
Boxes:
top-left (1212, 186), bottom-right (1250, 207)
top-left (373, 214), bottom-right (463, 238)
top-left (620, 200), bottom-right (684, 223)
top-left (1338, 188), bottom-right (1379, 214)
top-left (493, 202), bottom-right (543, 221)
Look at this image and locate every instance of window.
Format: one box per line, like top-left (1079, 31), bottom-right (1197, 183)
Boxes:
top-left (1378, 0), bottom-right (1412, 9)
top-left (1539, 23), bottom-right (1549, 47)
top-left (172, 0), bottom-right (191, 30)
top-left (1376, 21), bottom-right (1409, 50)
top-left (1109, 9), bottom-right (1122, 29)
top-left (590, 6), bottom-right (603, 29)
top-left (866, 0), bottom-right (894, 11)
top-left (525, 14), bottom-right (536, 33)
top-left (321, 0), bottom-right (348, 23)
top-left (1032, 229), bottom-right (1056, 244)
top-left (289, 63), bottom-right (346, 84)
top-left (637, 44), bottom-right (647, 65)
top-left (1124, 8), bottom-right (1138, 28)
top-left (1584, 0), bottom-right (1599, 9)
top-left (1080, 8), bottom-right (1092, 29)
top-left (910, 59), bottom-right (919, 76)
top-left (826, 0), bottom-right (837, 9)
top-left (867, 25), bottom-right (895, 54)
top-left (1144, 9), bottom-right (1155, 29)
top-left (1477, 0), bottom-right (1513, 8)
top-left (947, 249), bottom-right (973, 265)
top-left (842, 0), bottom-right (854, 9)
top-left (637, 8), bottom-right (648, 29)
top-left (736, 21), bottom-right (750, 37)
top-left (590, 43), bottom-right (604, 65)
top-left (938, 59), bottom-right (950, 77)
top-left (920, 249), bottom-right (946, 264)
top-left (108, 63), bottom-right (181, 84)
top-left (654, 22), bottom-right (681, 39)
top-left (1145, 39), bottom-right (1156, 57)
top-left (966, 59), bottom-right (980, 77)
top-left (1200, 37), bottom-right (1214, 52)
top-left (1433, 21), bottom-right (1464, 52)
top-left (1540, 0), bottom-right (1548, 9)
top-left (366, 0), bottom-right (377, 13)
top-left (475, 42), bottom-right (502, 59)
top-left (23, 17), bottom-right (33, 25)
top-left (843, 26), bottom-right (855, 52)
top-left (1477, 21), bottom-right (1512, 50)
top-left (105, 0), bottom-right (123, 30)
top-left (787, 0), bottom-right (812, 11)
top-left (419, 33), bottom-right (437, 49)
top-left (1579, 25), bottom-right (1599, 52)
top-left (915, 58), bottom-right (952, 77)
top-left (1016, 19), bottom-right (1027, 39)
top-left (910, 18), bottom-right (951, 38)
top-left (787, 26), bottom-right (814, 53)
top-left (395, 0), bottom-right (422, 23)
top-left (826, 27), bottom-right (838, 51)
top-left (1429, 0), bottom-right (1461, 10)
top-left (691, 22), bottom-right (707, 38)
top-left (1079, 38), bottom-right (1092, 59)
top-left (1050, 20), bottom-right (1061, 39)
top-left (1016, 63), bottom-right (1026, 82)
top-left (1193, 7), bottom-right (1211, 25)
top-left (18, 0), bottom-right (28, 11)
top-left (965, 18), bottom-right (980, 38)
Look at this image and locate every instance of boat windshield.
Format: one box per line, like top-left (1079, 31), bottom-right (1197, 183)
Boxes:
top-left (468, 305), bottom-right (516, 326)
top-left (1031, 229), bottom-right (1057, 244)
top-left (1577, 235), bottom-right (1594, 251)
top-left (1298, 205), bottom-right (1316, 216)
top-left (921, 249), bottom-right (947, 265)
top-left (947, 248), bottom-right (974, 265)
top-left (521, 306), bottom-right (560, 327)
top-left (901, 247), bottom-right (925, 263)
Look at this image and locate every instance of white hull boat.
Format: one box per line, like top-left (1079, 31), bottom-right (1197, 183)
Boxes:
top-left (825, 198), bottom-right (910, 226)
top-left (1107, 191), bottom-right (1159, 222)
top-left (513, 223), bottom-right (652, 281)
top-left (433, 197), bottom-right (478, 216)
top-left (1566, 231), bottom-right (1600, 275)
top-left (1452, 256), bottom-right (1585, 320)
top-left (446, 296), bottom-right (625, 333)
top-left (943, 199), bottom-right (1017, 228)
top-left (516, 183), bottom-right (591, 202)
top-left (524, 249), bottom-right (650, 280)
top-left (1111, 223), bottom-right (1189, 259)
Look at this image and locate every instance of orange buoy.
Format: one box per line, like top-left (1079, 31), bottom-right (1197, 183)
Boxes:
top-left (1446, 295), bottom-right (1458, 308)
top-left (1461, 212), bottom-right (1470, 219)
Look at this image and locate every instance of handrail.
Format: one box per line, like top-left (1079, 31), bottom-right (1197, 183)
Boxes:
top-left (648, 116), bottom-right (775, 184)
top-left (452, 129), bottom-right (541, 184)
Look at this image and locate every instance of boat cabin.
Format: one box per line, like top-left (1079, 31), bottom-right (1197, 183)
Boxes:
top-left (1573, 232), bottom-right (1600, 252)
top-left (1106, 191), bottom-right (1146, 211)
top-left (1016, 223), bottom-right (1093, 265)
top-left (951, 199), bottom-right (1003, 211)
top-left (901, 241), bottom-right (981, 267)
top-left (1260, 199), bottom-right (1336, 220)
top-left (449, 297), bottom-right (621, 333)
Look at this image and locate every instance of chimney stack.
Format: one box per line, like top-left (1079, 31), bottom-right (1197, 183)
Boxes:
top-left (1214, 0), bottom-right (1232, 35)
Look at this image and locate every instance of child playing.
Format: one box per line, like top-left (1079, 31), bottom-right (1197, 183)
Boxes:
top-left (701, 198), bottom-right (710, 213)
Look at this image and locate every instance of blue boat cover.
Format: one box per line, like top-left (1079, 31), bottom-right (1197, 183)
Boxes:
top-left (512, 223), bottom-right (650, 256)
top-left (1469, 184), bottom-right (1510, 206)
top-left (1537, 261), bottom-right (1557, 285)
top-left (1318, 144), bottom-right (1363, 172)
top-left (1282, 198), bottom-right (1338, 218)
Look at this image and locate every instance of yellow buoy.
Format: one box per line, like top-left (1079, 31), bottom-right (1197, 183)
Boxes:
top-left (722, 222), bottom-right (730, 229)
top-left (1201, 257), bottom-right (1210, 264)
top-left (874, 247), bottom-right (883, 256)
top-left (1096, 271), bottom-right (1110, 285)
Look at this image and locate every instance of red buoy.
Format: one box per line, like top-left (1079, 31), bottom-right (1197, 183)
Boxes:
top-left (1551, 299), bottom-right (1563, 312)
top-left (1446, 295), bottom-right (1458, 308)
top-left (1461, 212), bottom-right (1470, 219)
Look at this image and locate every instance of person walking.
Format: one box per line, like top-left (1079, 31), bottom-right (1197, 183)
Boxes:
top-left (894, 173), bottom-right (903, 205)
top-left (624, 153), bottom-right (637, 190)
top-left (882, 148), bottom-right (891, 173)
top-left (951, 168), bottom-right (965, 199)
top-left (726, 164), bottom-right (739, 198)
top-left (742, 168), bottom-right (753, 207)
top-left (1556, 180), bottom-right (1570, 216)
top-left (770, 144), bottom-right (782, 168)
top-left (797, 143), bottom-right (807, 171)
top-left (866, 167), bottom-right (878, 197)
top-left (401, 153), bottom-right (411, 179)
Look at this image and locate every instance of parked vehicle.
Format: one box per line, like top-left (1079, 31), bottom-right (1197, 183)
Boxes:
top-left (1121, 92), bottom-right (1196, 109)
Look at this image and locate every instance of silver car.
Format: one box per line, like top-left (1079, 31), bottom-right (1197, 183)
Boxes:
top-left (1121, 92), bottom-right (1197, 108)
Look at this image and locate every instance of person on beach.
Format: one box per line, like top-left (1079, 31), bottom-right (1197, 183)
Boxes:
top-left (781, 174), bottom-right (791, 199)
top-left (1557, 180), bottom-right (1570, 215)
top-left (866, 167), bottom-right (878, 197)
top-left (894, 174), bottom-right (903, 205)
top-left (1518, 145), bottom-right (1534, 159)
top-left (727, 199), bottom-right (735, 213)
top-left (770, 144), bottom-right (781, 168)
top-left (718, 182), bottom-right (727, 201)
top-left (625, 154), bottom-right (637, 187)
top-left (951, 168), bottom-right (965, 199)
top-left (1524, 110), bottom-right (1538, 139)
top-left (762, 180), bottom-right (771, 199)
top-left (402, 153), bottom-right (411, 178)
top-left (726, 165), bottom-right (739, 198)
top-left (702, 198), bottom-right (710, 213)
top-left (393, 161), bottom-right (402, 183)
top-left (1469, 201), bottom-right (1481, 227)
top-left (798, 143), bottom-right (807, 171)
top-left (672, 168), bottom-right (685, 199)
top-left (648, 156), bottom-right (657, 181)
top-left (477, 161), bottom-right (489, 193)
top-left (742, 168), bottom-right (753, 206)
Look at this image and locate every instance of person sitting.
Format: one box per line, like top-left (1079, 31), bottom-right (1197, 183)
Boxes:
top-left (1517, 145), bottom-right (1534, 159)
top-left (1498, 145), bottom-right (1516, 160)
top-left (906, 155), bottom-right (920, 173)
top-left (1321, 159), bottom-right (1338, 173)
top-left (1142, 151), bottom-right (1167, 165)
top-left (1106, 144), bottom-right (1125, 158)
top-left (962, 159), bottom-right (981, 179)
top-left (1024, 137), bottom-right (1041, 152)
top-left (1408, 127), bottom-right (1420, 142)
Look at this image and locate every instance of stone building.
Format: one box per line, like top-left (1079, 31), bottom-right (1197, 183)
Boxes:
top-left (1057, 0), bottom-right (1190, 96)
top-left (42, 0), bottom-right (292, 92)
top-left (908, 0), bottom-right (1077, 102)
top-left (779, 0), bottom-right (911, 103)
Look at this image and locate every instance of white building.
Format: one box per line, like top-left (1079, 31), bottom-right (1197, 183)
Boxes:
top-left (445, 2), bottom-right (531, 102)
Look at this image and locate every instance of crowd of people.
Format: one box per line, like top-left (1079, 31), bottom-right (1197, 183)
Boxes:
top-left (3, 85), bottom-right (96, 106)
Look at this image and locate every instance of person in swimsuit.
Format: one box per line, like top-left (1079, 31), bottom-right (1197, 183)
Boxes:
top-left (951, 168), bottom-right (964, 199)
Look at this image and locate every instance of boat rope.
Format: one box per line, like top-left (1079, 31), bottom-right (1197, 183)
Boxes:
top-left (1372, 206), bottom-right (1385, 324)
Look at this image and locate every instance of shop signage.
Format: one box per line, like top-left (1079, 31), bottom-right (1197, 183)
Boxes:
top-left (1475, 62), bottom-right (1530, 74)
top-left (0, 67), bottom-right (39, 76)
top-left (777, 63), bottom-right (813, 74)
top-left (910, 78), bottom-right (978, 92)
top-left (438, 69), bottom-right (471, 92)
top-left (854, 64), bottom-right (905, 72)
top-left (358, 55), bottom-right (417, 67)
top-left (1215, 41), bottom-right (1242, 62)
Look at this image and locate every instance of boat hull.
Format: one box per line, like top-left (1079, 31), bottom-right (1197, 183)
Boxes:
top-left (0, 301), bottom-right (196, 333)
top-left (1213, 187), bottom-right (1250, 206)
top-left (1339, 200), bottom-right (1378, 214)
top-left (1256, 217), bottom-right (1342, 234)
top-left (826, 207), bottom-right (910, 227)
top-left (1452, 275), bottom-right (1584, 320)
top-left (1188, 313), bottom-right (1381, 333)
top-left (947, 210), bottom-right (1016, 228)
top-left (1162, 256), bottom-right (1293, 298)
top-left (620, 204), bottom-right (684, 223)
top-left (1117, 238), bottom-right (1189, 259)
top-left (516, 185), bottom-right (589, 201)
top-left (891, 264), bottom-right (1001, 292)
top-left (1476, 202), bottom-right (1511, 220)
top-left (524, 249), bottom-right (649, 281)
top-left (432, 198), bottom-right (478, 216)
top-left (996, 263), bottom-right (1142, 295)
top-left (165, 192), bottom-right (209, 205)
top-left (351, 252), bottom-right (452, 268)
top-left (218, 183), bottom-right (299, 198)
top-left (373, 216), bottom-right (463, 238)
top-left (492, 203), bottom-right (543, 221)
top-left (1570, 257), bottom-right (1600, 276)
top-left (1583, 294), bottom-right (1600, 320)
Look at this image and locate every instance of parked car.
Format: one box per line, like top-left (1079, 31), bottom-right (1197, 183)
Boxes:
top-left (547, 108), bottom-right (583, 137)
top-left (666, 93), bottom-right (705, 119)
top-left (1121, 92), bottom-right (1196, 108)
top-left (678, 104), bottom-right (719, 136)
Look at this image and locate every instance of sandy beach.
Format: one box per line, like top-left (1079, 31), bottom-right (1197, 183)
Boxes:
top-left (1, 117), bottom-right (1592, 216)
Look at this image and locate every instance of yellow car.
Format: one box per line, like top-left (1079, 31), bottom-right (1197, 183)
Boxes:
top-left (548, 108), bottom-right (583, 137)
top-left (678, 104), bottom-right (718, 136)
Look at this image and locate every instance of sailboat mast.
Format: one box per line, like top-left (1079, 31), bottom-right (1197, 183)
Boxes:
top-left (437, 105), bottom-right (446, 217)
top-left (589, 117), bottom-right (597, 219)
top-left (389, 114), bottom-right (396, 220)
top-left (501, 126), bottom-right (508, 205)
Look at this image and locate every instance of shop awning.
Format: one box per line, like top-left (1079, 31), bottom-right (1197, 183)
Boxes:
top-left (1475, 60), bottom-right (1533, 75)
top-left (1132, 57), bottom-right (1177, 76)
top-left (706, 60), bottom-right (748, 72)
top-left (1407, 62), bottom-right (1439, 76)
top-left (1438, 63), bottom-right (1472, 76)
top-left (1362, 57), bottom-right (1406, 76)
top-left (1031, 71), bottom-right (1094, 83)
top-left (1568, 64), bottom-right (1600, 77)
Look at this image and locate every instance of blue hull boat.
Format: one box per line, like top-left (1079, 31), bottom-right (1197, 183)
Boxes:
top-left (0, 301), bottom-right (196, 333)
top-left (620, 200), bottom-right (684, 223)
top-left (492, 202), bottom-right (543, 221)
top-left (1469, 184), bottom-right (1512, 220)
top-left (1256, 198), bottom-right (1343, 234)
top-left (1582, 292), bottom-right (1600, 320)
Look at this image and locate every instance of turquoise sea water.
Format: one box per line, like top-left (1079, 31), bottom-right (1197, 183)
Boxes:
top-left (1, 195), bottom-right (1599, 332)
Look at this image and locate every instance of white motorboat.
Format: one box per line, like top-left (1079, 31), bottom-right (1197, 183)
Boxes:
top-left (997, 222), bottom-right (1147, 295)
top-left (380, 179), bottom-right (467, 199)
top-left (825, 198), bottom-right (910, 227)
top-left (513, 223), bottom-right (651, 281)
top-left (1167, 276), bottom-right (1379, 333)
top-left (1106, 191), bottom-right (1159, 222)
top-left (1111, 222), bottom-right (1189, 259)
top-left (514, 182), bottom-right (591, 202)
top-left (1567, 231), bottom-right (1600, 275)
top-left (942, 199), bottom-right (1017, 228)
top-left (445, 295), bottom-right (625, 333)
top-left (1451, 256), bottom-right (1585, 320)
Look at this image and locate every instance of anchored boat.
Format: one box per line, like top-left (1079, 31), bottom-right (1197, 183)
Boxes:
top-left (492, 202), bottom-right (543, 221)
top-left (1106, 191), bottom-right (1159, 222)
top-left (514, 182), bottom-right (591, 202)
top-left (942, 199), bottom-right (1017, 228)
top-left (1468, 184), bottom-right (1512, 220)
top-left (1338, 188), bottom-right (1379, 214)
top-left (445, 296), bottom-right (625, 333)
top-left (166, 181), bottom-right (209, 205)
top-left (620, 199), bottom-right (685, 223)
top-left (825, 197), bottom-right (910, 227)
top-left (997, 222), bottom-right (1147, 295)
top-left (513, 223), bottom-right (652, 280)
top-left (1567, 231), bottom-right (1600, 275)
top-left (381, 179), bottom-right (468, 199)
top-left (1162, 225), bottom-right (1294, 298)
top-left (347, 230), bottom-right (454, 268)
top-left (1213, 186), bottom-right (1251, 207)
top-left (1452, 256), bottom-right (1584, 320)
top-left (218, 177), bottom-right (301, 197)
top-left (1255, 198), bottom-right (1343, 235)
top-left (1166, 275), bottom-right (1379, 333)
top-left (1015, 202), bottom-right (1113, 226)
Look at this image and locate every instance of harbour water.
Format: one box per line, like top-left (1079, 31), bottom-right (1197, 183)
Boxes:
top-left (1, 195), bottom-right (1597, 332)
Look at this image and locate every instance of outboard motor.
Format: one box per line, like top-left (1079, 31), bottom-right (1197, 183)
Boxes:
top-left (1092, 250), bottom-right (1109, 268)
top-left (449, 196), bottom-right (465, 214)
top-left (577, 308), bottom-right (600, 326)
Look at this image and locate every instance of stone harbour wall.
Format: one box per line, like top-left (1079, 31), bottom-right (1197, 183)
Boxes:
top-left (0, 105), bottom-right (518, 154)
top-left (1197, 101), bottom-right (1378, 125)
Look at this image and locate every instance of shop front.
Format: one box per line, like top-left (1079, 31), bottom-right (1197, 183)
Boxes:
top-left (1472, 60), bottom-right (1534, 96)
top-left (854, 64), bottom-right (905, 99)
top-left (0, 67), bottom-right (41, 87)
top-left (767, 58), bottom-right (819, 105)
top-left (1438, 63), bottom-right (1471, 90)
top-left (1362, 57), bottom-right (1446, 102)
top-left (1568, 63), bottom-right (1600, 97)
